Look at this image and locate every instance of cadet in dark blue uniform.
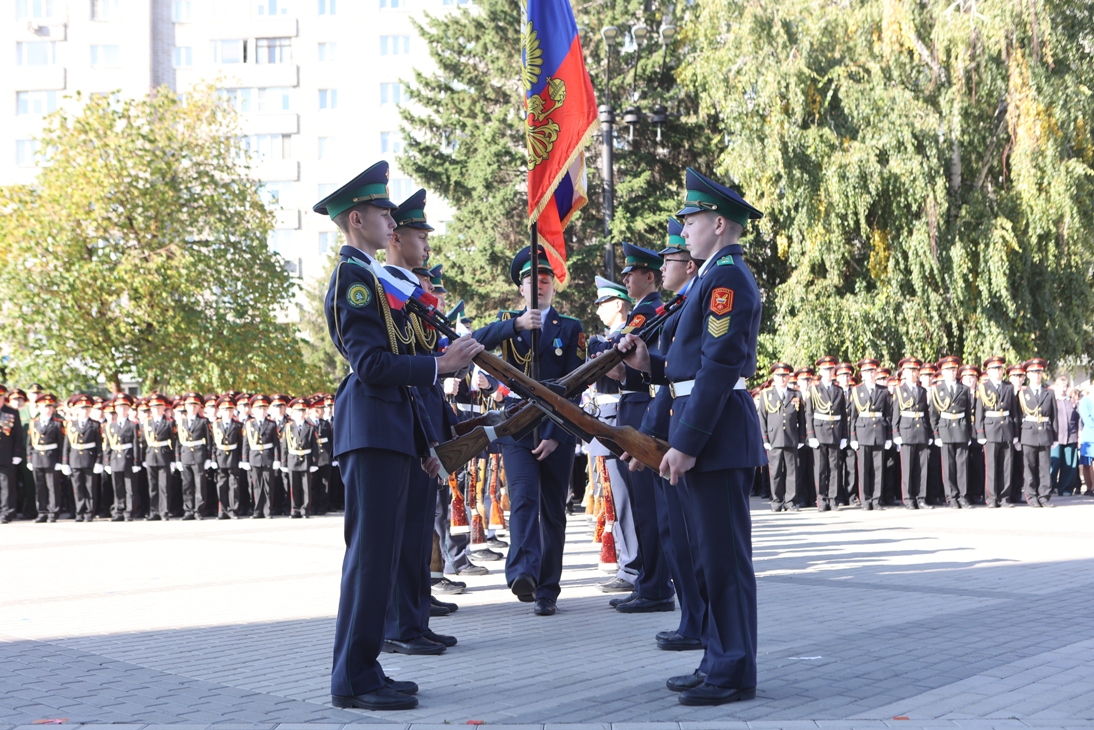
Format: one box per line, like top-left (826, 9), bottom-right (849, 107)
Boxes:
top-left (620, 168), bottom-right (765, 705)
top-left (472, 246), bottom-right (584, 616)
top-left (316, 162), bottom-right (482, 710)
top-left (0, 385), bottom-right (26, 524)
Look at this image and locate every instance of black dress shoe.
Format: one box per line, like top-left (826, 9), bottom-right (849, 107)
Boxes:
top-left (486, 537), bottom-right (508, 548)
top-left (384, 676), bottom-right (418, 695)
top-left (597, 577), bottom-right (635, 593)
top-left (431, 577), bottom-right (465, 594)
top-left (332, 686), bottom-right (418, 710)
top-left (430, 595), bottom-right (459, 613)
top-left (1043, 499), bottom-right (1056, 508)
top-left (917, 501), bottom-right (934, 510)
top-left (609, 592), bottom-right (636, 608)
top-left (383, 637), bottom-right (446, 655)
top-left (182, 514), bottom-right (196, 521)
top-left (533, 598), bottom-right (557, 616)
top-left (34, 515), bottom-right (48, 523)
top-left (74, 515), bottom-right (84, 522)
top-left (679, 683), bottom-right (756, 706)
top-left (423, 629), bottom-right (457, 647)
top-left (511, 573), bottom-right (537, 602)
top-left (770, 501), bottom-right (783, 512)
top-left (47, 515), bottom-right (58, 523)
top-left (290, 511), bottom-right (303, 519)
top-left (786, 503), bottom-right (800, 511)
top-left (616, 596), bottom-right (675, 614)
top-left (456, 563), bottom-right (489, 576)
top-left (251, 513), bottom-right (265, 519)
top-left (111, 515), bottom-right (125, 522)
top-left (429, 604), bottom-right (451, 618)
top-left (666, 670), bottom-right (705, 692)
top-left (655, 629), bottom-right (676, 642)
top-left (658, 634), bottom-right (703, 651)
top-left (1003, 500), bottom-right (1015, 507)
top-left (470, 548), bottom-right (502, 561)
top-left (435, 576), bottom-right (467, 588)
top-left (218, 512), bottom-right (230, 520)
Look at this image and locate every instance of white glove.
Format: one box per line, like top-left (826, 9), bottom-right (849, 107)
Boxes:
top-left (808, 438), bottom-right (820, 449)
top-left (12, 457), bottom-right (21, 465)
top-left (850, 440), bottom-right (859, 451)
top-left (93, 463), bottom-right (104, 474)
top-left (105, 466), bottom-right (113, 474)
top-left (172, 462), bottom-right (180, 472)
top-left (309, 465), bottom-right (319, 473)
top-left (928, 439), bottom-right (934, 446)
top-left (281, 467), bottom-right (289, 473)
top-left (1015, 443), bottom-right (1022, 451)
top-left (978, 438), bottom-right (987, 445)
top-left (205, 459), bottom-right (215, 470)
top-left (796, 442), bottom-right (803, 449)
top-left (884, 440), bottom-right (892, 450)
top-left (132, 465), bottom-right (141, 473)
top-left (28, 462), bottom-right (35, 471)
top-left (967, 439), bottom-right (972, 447)
top-left (60, 464), bottom-right (71, 475)
top-left (54, 463), bottom-right (63, 471)
top-left (839, 439), bottom-right (848, 450)
top-left (332, 460), bottom-right (339, 467)
top-left (763, 443), bottom-right (771, 451)
top-left (1012, 437), bottom-right (1019, 445)
top-left (240, 462), bottom-right (251, 471)
top-left (894, 436), bottom-right (903, 447)
top-left (272, 460), bottom-right (281, 471)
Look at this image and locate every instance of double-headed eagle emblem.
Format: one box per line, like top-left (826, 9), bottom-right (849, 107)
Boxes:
top-left (522, 14), bottom-right (566, 170)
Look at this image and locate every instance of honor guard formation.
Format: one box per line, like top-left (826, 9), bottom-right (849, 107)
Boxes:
top-left (3, 162), bottom-right (1091, 715)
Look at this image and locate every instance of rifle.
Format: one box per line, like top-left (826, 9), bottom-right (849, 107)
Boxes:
top-left (405, 296), bottom-right (684, 475)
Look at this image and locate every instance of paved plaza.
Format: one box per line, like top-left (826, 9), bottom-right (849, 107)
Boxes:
top-left (2, 496), bottom-right (1093, 730)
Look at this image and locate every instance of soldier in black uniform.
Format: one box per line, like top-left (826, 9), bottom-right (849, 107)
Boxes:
top-left (142, 393), bottom-right (176, 521)
top-left (104, 393), bottom-right (142, 521)
top-left (176, 392), bottom-right (212, 520)
top-left (242, 394), bottom-right (281, 518)
top-left (1017, 358), bottom-right (1058, 507)
top-left (975, 356), bottom-right (1017, 508)
top-left (63, 394), bottom-right (103, 522)
top-left (893, 358), bottom-right (932, 508)
top-left (961, 364), bottom-right (986, 504)
top-left (29, 394), bottom-right (64, 522)
top-left (793, 367), bottom-right (816, 505)
top-left (310, 395), bottom-right (334, 515)
top-left (835, 362), bottom-right (857, 505)
top-left (269, 394), bottom-right (290, 515)
top-left (0, 385), bottom-right (25, 523)
top-left (930, 356), bottom-right (975, 508)
top-left (758, 362), bottom-right (804, 511)
top-left (1007, 365), bottom-right (1027, 503)
top-left (282, 397), bottom-right (318, 518)
top-left (849, 359), bottom-right (893, 510)
top-left (212, 395), bottom-right (244, 519)
top-left (805, 356), bottom-right (847, 511)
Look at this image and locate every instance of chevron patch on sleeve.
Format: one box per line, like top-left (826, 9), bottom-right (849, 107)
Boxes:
top-left (707, 314), bottom-right (730, 338)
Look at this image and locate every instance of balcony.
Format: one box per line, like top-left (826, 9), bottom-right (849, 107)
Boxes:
top-left (14, 66), bottom-right (65, 91)
top-left (213, 63), bottom-right (299, 89)
top-left (275, 209), bottom-right (301, 229)
top-left (13, 21), bottom-right (67, 41)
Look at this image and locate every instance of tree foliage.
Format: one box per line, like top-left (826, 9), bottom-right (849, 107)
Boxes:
top-left (0, 87), bottom-right (324, 394)
top-left (681, 0), bottom-right (1094, 370)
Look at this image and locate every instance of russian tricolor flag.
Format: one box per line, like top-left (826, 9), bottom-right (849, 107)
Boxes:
top-left (369, 262), bottom-right (438, 311)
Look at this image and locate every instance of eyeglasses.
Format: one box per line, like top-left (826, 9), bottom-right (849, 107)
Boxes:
top-left (662, 257), bottom-right (690, 265)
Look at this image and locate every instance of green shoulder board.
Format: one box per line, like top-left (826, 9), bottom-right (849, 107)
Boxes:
top-left (717, 255), bottom-right (735, 266)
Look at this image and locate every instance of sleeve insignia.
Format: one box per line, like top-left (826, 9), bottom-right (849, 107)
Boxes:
top-left (710, 287), bottom-right (734, 315)
top-left (629, 314), bottom-right (646, 328)
top-left (707, 314), bottom-right (730, 338)
top-left (346, 283), bottom-right (371, 308)
top-left (577, 331), bottom-right (587, 360)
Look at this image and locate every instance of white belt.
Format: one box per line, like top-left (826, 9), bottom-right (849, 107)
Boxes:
top-left (317, 437), bottom-right (329, 443)
top-left (72, 443), bottom-right (96, 450)
top-left (857, 412), bottom-right (882, 418)
top-left (455, 403), bottom-right (483, 413)
top-left (941, 412), bottom-right (966, 420)
top-left (813, 414), bottom-right (841, 422)
top-left (251, 443), bottom-right (272, 450)
top-left (900, 410), bottom-right (924, 418)
top-left (594, 394), bottom-right (620, 405)
top-left (621, 390), bottom-right (646, 396)
top-left (148, 439), bottom-right (171, 448)
top-left (218, 443), bottom-right (238, 451)
top-left (35, 443), bottom-right (58, 451)
top-left (115, 443), bottom-right (134, 450)
top-left (290, 448), bottom-right (312, 456)
top-left (1024, 415), bottom-right (1048, 423)
top-left (985, 410), bottom-right (1009, 418)
top-left (181, 439), bottom-right (204, 447)
top-left (670, 377), bottom-right (746, 399)
top-left (650, 385), bottom-right (660, 397)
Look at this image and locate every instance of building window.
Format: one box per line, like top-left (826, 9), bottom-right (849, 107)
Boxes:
top-left (389, 178), bottom-right (412, 200)
top-left (90, 0), bottom-right (121, 20)
top-left (16, 139), bottom-right (41, 167)
top-left (317, 136), bottom-right (336, 159)
top-left (258, 87), bottom-right (293, 112)
top-left (379, 36), bottom-right (410, 56)
top-left (260, 182), bottom-right (294, 207)
top-left (16, 41), bottom-right (56, 66)
top-left (380, 132), bottom-right (403, 155)
top-left (318, 231), bottom-right (338, 253)
top-left (212, 39), bottom-right (246, 64)
top-left (256, 37), bottom-right (291, 64)
top-left (16, 0), bottom-right (54, 20)
top-left (317, 0), bottom-right (335, 14)
top-left (379, 0), bottom-right (402, 8)
top-left (219, 88), bottom-right (253, 113)
top-left (380, 82), bottom-right (403, 105)
top-left (244, 134), bottom-right (290, 161)
top-left (90, 45), bottom-right (121, 68)
top-left (256, 0), bottom-right (290, 15)
top-left (172, 0), bottom-right (192, 21)
top-left (16, 90), bottom-right (58, 115)
top-left (173, 46), bottom-right (192, 68)
top-left (268, 228), bottom-right (294, 254)
top-left (318, 89), bottom-right (337, 110)
top-left (317, 42), bottom-right (336, 63)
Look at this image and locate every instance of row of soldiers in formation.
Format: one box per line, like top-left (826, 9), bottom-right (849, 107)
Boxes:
top-left (752, 355), bottom-right (1066, 511)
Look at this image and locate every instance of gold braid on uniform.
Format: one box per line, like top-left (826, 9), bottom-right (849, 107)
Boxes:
top-left (810, 385), bottom-right (834, 414)
top-left (369, 270), bottom-right (415, 355)
top-left (930, 385), bottom-right (953, 412)
top-left (978, 383), bottom-right (998, 410)
top-left (851, 387), bottom-right (872, 414)
top-left (1019, 390), bottom-right (1042, 418)
top-left (895, 385), bottom-right (914, 411)
top-left (762, 389), bottom-right (781, 414)
top-left (499, 312), bottom-right (534, 375)
top-left (410, 313), bottom-right (438, 352)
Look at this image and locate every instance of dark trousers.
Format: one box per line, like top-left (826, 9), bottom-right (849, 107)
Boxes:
top-left (1050, 444), bottom-right (1078, 494)
top-left (680, 467), bottom-right (757, 690)
top-left (797, 447), bottom-right (815, 506)
top-left (35, 468), bottom-right (61, 516)
top-left (72, 467), bottom-right (95, 517)
top-left (900, 443), bottom-right (930, 503)
top-left (654, 474), bottom-right (705, 641)
top-left (841, 447), bottom-right (857, 504)
top-left (620, 462), bottom-right (674, 601)
top-left (385, 467), bottom-right (433, 642)
top-left (0, 466), bottom-right (15, 519)
top-left (940, 443), bottom-right (969, 502)
top-left (434, 482), bottom-right (470, 574)
top-left (251, 466), bottom-right (272, 517)
top-left (331, 448), bottom-right (412, 698)
top-left (180, 462), bottom-right (205, 516)
top-left (110, 469), bottom-right (136, 518)
top-left (1023, 444), bottom-right (1052, 502)
top-left (286, 470), bottom-right (310, 513)
top-left (312, 464), bottom-right (331, 514)
top-left (856, 446), bottom-right (884, 506)
top-left (967, 441), bottom-right (985, 503)
top-left (147, 466), bottom-right (170, 518)
top-left (500, 440), bottom-right (575, 602)
top-left (215, 467), bottom-right (243, 516)
top-left (768, 447), bottom-right (798, 506)
top-left (983, 441), bottom-right (1013, 505)
top-left (812, 444), bottom-right (840, 506)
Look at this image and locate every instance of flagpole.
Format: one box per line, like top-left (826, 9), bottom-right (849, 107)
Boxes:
top-left (529, 222), bottom-right (540, 382)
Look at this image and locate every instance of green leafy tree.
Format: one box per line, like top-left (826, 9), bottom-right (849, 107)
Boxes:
top-left (399, 0), bottom-right (721, 331)
top-left (298, 248), bottom-right (351, 387)
top-left (681, 0), bottom-right (1094, 370)
top-left (0, 87), bottom-right (324, 395)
